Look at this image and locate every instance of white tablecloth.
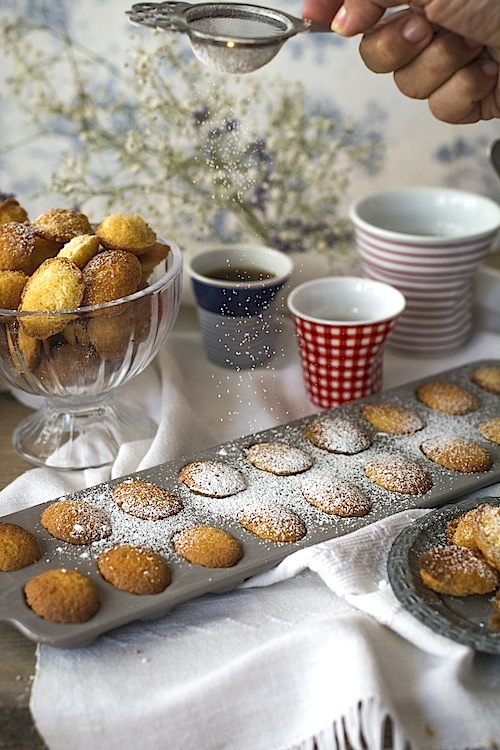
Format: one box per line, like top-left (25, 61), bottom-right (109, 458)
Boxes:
top-left (2, 313), bottom-right (500, 750)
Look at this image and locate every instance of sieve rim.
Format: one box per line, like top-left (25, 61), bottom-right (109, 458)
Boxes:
top-left (128, 1), bottom-right (306, 45)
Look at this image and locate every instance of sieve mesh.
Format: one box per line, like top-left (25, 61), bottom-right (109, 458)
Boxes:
top-left (183, 5), bottom-right (291, 41)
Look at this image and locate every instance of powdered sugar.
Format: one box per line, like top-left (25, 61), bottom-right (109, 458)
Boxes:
top-left (245, 442), bottom-right (313, 475)
top-left (304, 416), bottom-right (372, 454)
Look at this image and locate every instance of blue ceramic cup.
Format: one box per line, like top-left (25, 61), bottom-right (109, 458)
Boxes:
top-left (187, 245), bottom-right (293, 369)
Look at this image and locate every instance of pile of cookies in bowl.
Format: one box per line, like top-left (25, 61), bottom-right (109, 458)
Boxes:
top-left (0, 197), bottom-right (183, 469)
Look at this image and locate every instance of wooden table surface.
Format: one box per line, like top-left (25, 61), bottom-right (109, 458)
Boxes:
top-left (0, 392), bottom-right (48, 750)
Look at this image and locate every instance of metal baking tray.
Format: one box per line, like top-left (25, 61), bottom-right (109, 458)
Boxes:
top-left (1, 359), bottom-right (499, 647)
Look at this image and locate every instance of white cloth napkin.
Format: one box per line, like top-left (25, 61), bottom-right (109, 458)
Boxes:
top-left (2, 317), bottom-right (500, 750)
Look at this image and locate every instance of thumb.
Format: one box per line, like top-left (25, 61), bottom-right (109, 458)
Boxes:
top-left (331, 0), bottom-right (410, 36)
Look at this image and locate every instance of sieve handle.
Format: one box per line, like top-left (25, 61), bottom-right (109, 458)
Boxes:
top-left (301, 17), bottom-right (334, 33)
top-left (127, 2), bottom-right (192, 30)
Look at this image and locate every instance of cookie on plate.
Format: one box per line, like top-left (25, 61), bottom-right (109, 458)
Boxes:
top-left (112, 479), bottom-right (182, 521)
top-left (421, 437), bottom-right (492, 473)
top-left (238, 502), bottom-right (306, 543)
top-left (418, 545), bottom-right (498, 596)
top-left (40, 499), bottom-right (111, 545)
top-left (364, 453), bottom-right (432, 495)
top-left (361, 402), bottom-right (424, 435)
top-left (98, 544), bottom-right (171, 594)
top-left (24, 568), bottom-right (100, 623)
top-left (304, 416), bottom-right (371, 454)
top-left (447, 508), bottom-right (481, 550)
top-left (472, 503), bottom-right (500, 570)
top-left (179, 460), bottom-right (246, 498)
top-left (416, 381), bottom-right (479, 415)
top-left (172, 525), bottom-right (243, 568)
top-left (0, 522), bottom-right (42, 571)
top-left (245, 442), bottom-right (312, 476)
top-left (300, 472), bottom-right (371, 517)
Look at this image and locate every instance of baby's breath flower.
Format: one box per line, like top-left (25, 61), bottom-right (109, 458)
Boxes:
top-left (0, 15), bottom-right (384, 267)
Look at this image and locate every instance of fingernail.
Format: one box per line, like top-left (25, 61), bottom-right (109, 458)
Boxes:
top-left (402, 16), bottom-right (430, 43)
top-left (331, 5), bottom-right (347, 33)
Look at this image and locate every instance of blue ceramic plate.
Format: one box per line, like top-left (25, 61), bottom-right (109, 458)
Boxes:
top-left (388, 496), bottom-right (500, 653)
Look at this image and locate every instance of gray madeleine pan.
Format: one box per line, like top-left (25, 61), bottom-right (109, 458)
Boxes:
top-left (1, 359), bottom-right (499, 647)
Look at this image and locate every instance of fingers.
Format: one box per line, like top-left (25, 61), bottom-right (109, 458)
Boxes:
top-left (357, 10), bottom-right (500, 123)
top-left (331, 0), bottom-right (407, 36)
top-left (302, 0), bottom-right (342, 24)
top-left (427, 58), bottom-right (500, 124)
top-left (393, 31), bottom-right (484, 99)
top-left (359, 9), bottom-right (434, 73)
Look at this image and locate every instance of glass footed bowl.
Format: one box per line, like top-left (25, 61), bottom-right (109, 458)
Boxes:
top-left (0, 241), bottom-right (183, 471)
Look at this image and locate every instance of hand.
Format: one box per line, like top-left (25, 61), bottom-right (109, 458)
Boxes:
top-left (302, 0), bottom-right (500, 124)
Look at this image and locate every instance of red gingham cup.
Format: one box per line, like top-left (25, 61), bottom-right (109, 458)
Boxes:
top-left (287, 277), bottom-right (405, 408)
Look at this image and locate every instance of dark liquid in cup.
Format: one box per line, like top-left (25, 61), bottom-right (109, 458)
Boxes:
top-left (205, 267), bottom-right (276, 282)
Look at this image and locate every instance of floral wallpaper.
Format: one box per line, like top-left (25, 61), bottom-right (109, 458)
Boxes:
top-left (1, 0), bottom-right (499, 272)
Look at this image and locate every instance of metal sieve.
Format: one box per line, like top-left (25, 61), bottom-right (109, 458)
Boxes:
top-left (126, 1), bottom-right (331, 73)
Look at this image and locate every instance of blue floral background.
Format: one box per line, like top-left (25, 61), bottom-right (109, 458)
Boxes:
top-left (1, 0), bottom-right (499, 267)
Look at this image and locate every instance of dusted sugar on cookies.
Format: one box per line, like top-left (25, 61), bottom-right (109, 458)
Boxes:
top-left (470, 365), bottom-right (500, 395)
top-left (447, 508), bottom-right (481, 550)
top-left (0, 522), bottom-right (42, 571)
top-left (416, 381), bottom-right (479, 415)
top-left (238, 502), bottom-right (306, 543)
top-left (18, 257), bottom-right (85, 339)
top-left (179, 460), bottom-right (247, 498)
top-left (479, 417), bottom-right (500, 446)
top-left (81, 249), bottom-right (142, 306)
top-left (41, 499), bottom-right (111, 545)
top-left (173, 525), bottom-right (243, 568)
top-left (245, 442), bottom-right (313, 476)
top-left (300, 472), bottom-right (371, 517)
top-left (473, 504), bottom-right (500, 570)
top-left (364, 453), bottom-right (432, 495)
top-left (0, 222), bottom-right (37, 272)
top-left (304, 416), bottom-right (371, 454)
top-left (98, 544), bottom-right (172, 594)
top-left (112, 479), bottom-right (183, 521)
top-left (24, 568), bottom-right (100, 623)
top-left (418, 545), bottom-right (498, 596)
top-left (361, 402), bottom-right (424, 435)
top-left (421, 437), bottom-right (492, 473)
top-left (33, 208), bottom-right (93, 244)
